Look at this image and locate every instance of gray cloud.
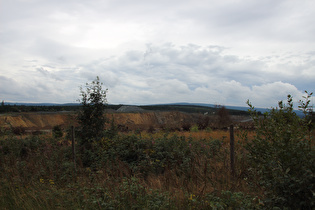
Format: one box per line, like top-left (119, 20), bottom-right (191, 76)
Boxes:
top-left (36, 67), bottom-right (63, 81)
top-left (0, 0), bottom-right (314, 107)
top-left (72, 43), bottom-right (313, 107)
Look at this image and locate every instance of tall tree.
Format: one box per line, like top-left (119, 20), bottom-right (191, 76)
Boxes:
top-left (77, 76), bottom-right (108, 151)
top-left (216, 106), bottom-right (231, 128)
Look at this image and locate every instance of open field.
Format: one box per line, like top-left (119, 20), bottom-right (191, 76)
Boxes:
top-left (0, 110), bottom-right (314, 209)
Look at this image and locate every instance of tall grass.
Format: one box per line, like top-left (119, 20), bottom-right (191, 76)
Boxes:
top-left (0, 130), bottom-right (262, 209)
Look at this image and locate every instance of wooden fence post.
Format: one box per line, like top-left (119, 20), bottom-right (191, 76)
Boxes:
top-left (230, 124), bottom-right (235, 177)
top-left (71, 126), bottom-right (76, 172)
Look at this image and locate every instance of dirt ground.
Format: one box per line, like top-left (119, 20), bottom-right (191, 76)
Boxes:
top-left (0, 111), bottom-right (252, 132)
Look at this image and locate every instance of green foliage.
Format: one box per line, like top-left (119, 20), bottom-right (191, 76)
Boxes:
top-left (245, 93), bottom-right (315, 209)
top-left (299, 91), bottom-right (315, 130)
top-left (99, 134), bottom-right (224, 177)
top-left (77, 76), bottom-right (108, 165)
top-left (103, 117), bottom-right (118, 139)
top-left (0, 135), bottom-right (44, 159)
top-left (77, 76), bottom-right (107, 142)
top-left (114, 177), bottom-right (171, 209)
top-left (0, 133), bottom-right (231, 209)
top-left (190, 125), bottom-right (199, 132)
top-left (298, 91), bottom-right (313, 117)
top-left (0, 132), bottom-right (250, 210)
top-left (52, 125), bottom-right (63, 138)
top-left (196, 191), bottom-right (262, 209)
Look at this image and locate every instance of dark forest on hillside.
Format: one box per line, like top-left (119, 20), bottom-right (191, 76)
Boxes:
top-left (0, 102), bottom-right (249, 115)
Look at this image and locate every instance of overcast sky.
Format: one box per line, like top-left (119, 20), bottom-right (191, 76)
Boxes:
top-left (1, 0), bottom-right (314, 108)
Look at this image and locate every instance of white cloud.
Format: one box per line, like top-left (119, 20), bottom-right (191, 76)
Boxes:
top-left (72, 44), bottom-right (312, 107)
top-left (250, 82), bottom-right (303, 108)
top-left (0, 0), bottom-right (314, 107)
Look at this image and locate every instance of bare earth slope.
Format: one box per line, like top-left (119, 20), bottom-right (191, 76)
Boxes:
top-left (0, 111), bottom-right (204, 131)
top-left (0, 112), bottom-right (75, 130)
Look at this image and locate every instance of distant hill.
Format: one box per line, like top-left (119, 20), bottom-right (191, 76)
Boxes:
top-left (0, 102), bottom-right (304, 116)
top-left (161, 102), bottom-right (268, 112)
top-left (138, 103), bottom-right (249, 115)
top-left (142, 102), bottom-right (304, 117)
top-left (144, 103), bottom-right (264, 114)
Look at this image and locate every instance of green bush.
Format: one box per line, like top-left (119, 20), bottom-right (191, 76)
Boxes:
top-left (95, 133), bottom-right (224, 178)
top-left (199, 191), bottom-right (261, 209)
top-left (190, 125), bottom-right (199, 132)
top-left (52, 125), bottom-right (63, 138)
top-left (0, 128), bottom-right (261, 209)
top-left (77, 76), bottom-right (108, 166)
top-left (0, 135), bottom-right (43, 159)
top-left (245, 94), bottom-right (315, 209)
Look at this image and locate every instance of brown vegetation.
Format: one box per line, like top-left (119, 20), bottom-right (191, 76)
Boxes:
top-left (0, 111), bottom-right (252, 133)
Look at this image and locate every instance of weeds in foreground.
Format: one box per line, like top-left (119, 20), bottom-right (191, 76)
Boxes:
top-left (0, 130), bottom-right (261, 209)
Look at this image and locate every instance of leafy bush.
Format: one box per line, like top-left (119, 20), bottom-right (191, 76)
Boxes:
top-left (11, 126), bottom-right (26, 135)
top-left (77, 76), bottom-right (108, 166)
top-left (52, 125), bottom-right (63, 138)
top-left (181, 121), bottom-right (192, 131)
top-left (245, 94), bottom-right (315, 209)
top-left (96, 133), bottom-right (224, 179)
top-left (198, 191), bottom-right (262, 209)
top-left (197, 115), bottom-right (210, 130)
top-left (190, 125), bottom-right (199, 132)
top-left (0, 135), bottom-right (43, 159)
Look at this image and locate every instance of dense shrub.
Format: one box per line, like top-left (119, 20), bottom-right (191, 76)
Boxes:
top-left (190, 125), bottom-right (199, 132)
top-left (96, 133), bottom-right (224, 179)
top-left (181, 121), bottom-right (192, 131)
top-left (0, 127), bottom-right (264, 209)
top-left (245, 94), bottom-right (315, 209)
top-left (197, 115), bottom-right (210, 130)
top-left (77, 76), bottom-right (107, 143)
top-left (216, 106), bottom-right (231, 128)
top-left (11, 126), bottom-right (26, 135)
top-left (0, 135), bottom-right (43, 159)
top-left (77, 76), bottom-right (108, 166)
top-left (52, 125), bottom-right (63, 138)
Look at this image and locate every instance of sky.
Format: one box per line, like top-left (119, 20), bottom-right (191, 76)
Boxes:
top-left (1, 0), bottom-right (315, 108)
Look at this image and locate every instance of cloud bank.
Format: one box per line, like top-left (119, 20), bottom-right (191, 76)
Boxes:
top-left (0, 0), bottom-right (314, 108)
